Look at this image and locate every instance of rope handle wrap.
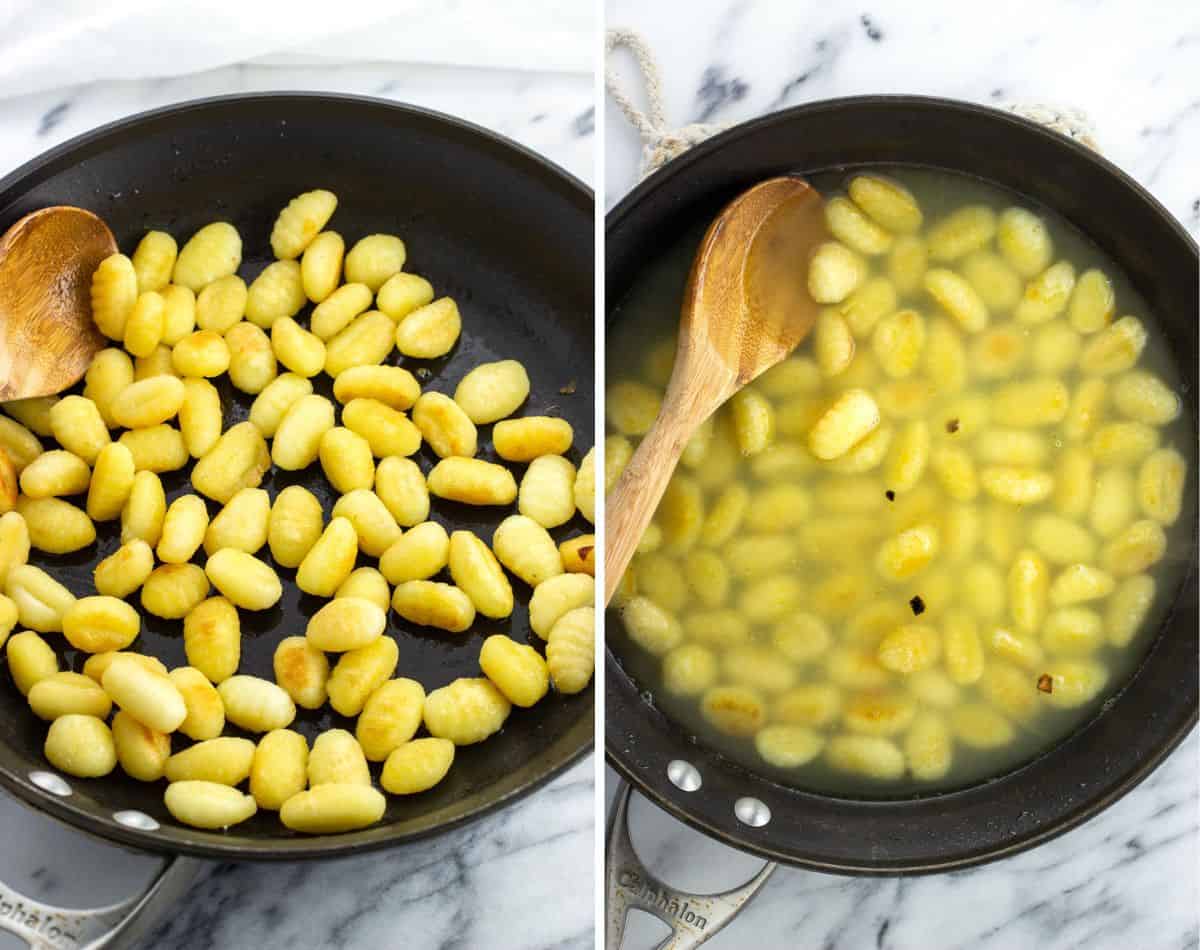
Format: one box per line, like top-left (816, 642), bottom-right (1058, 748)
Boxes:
top-left (605, 28), bottom-right (728, 179)
top-left (606, 27), bottom-right (1100, 179)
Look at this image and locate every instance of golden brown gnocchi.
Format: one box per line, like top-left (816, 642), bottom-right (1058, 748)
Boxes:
top-left (9, 182), bottom-right (589, 839)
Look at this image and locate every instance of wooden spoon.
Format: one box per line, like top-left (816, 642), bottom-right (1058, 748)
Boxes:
top-left (604, 176), bottom-right (827, 604)
top-left (0, 206), bottom-right (114, 401)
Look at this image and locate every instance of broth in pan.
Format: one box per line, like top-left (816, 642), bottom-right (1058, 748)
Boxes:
top-left (607, 166), bottom-right (1193, 797)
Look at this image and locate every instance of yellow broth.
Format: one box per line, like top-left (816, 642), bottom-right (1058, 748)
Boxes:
top-left (606, 166), bottom-right (1194, 797)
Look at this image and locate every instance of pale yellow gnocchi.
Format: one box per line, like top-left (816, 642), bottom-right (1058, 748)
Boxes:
top-left (610, 166), bottom-right (1191, 794)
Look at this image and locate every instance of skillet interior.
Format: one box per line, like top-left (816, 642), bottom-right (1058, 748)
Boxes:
top-left (0, 93), bottom-right (595, 859)
top-left (605, 95), bottom-right (1198, 873)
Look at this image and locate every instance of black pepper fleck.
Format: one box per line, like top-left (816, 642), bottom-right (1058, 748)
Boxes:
top-left (909, 595), bottom-right (925, 616)
top-left (946, 418), bottom-right (960, 433)
top-left (1037, 674), bottom-right (1054, 693)
top-left (884, 489), bottom-right (895, 501)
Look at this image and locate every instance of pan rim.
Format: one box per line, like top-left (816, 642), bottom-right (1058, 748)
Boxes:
top-left (0, 90), bottom-right (594, 205)
top-left (604, 92), bottom-right (1198, 874)
top-left (0, 90), bottom-right (594, 861)
top-left (607, 93), bottom-right (1196, 256)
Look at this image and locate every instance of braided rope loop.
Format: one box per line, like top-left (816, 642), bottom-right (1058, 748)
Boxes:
top-left (605, 28), bottom-right (1101, 179)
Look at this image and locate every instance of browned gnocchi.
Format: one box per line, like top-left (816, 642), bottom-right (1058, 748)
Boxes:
top-left (4, 184), bottom-right (593, 837)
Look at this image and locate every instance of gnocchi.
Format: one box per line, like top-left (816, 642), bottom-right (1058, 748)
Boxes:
top-left (610, 166), bottom-right (1191, 794)
top-left (273, 636), bottom-right (331, 710)
top-left (45, 714), bottom-right (117, 777)
top-left (423, 677), bottom-right (511, 745)
top-left (7, 183), bottom-right (590, 839)
top-left (196, 276), bottom-right (248, 334)
top-left (271, 190), bottom-right (337, 260)
top-left (357, 679), bottom-right (425, 762)
top-left (381, 738), bottom-right (454, 795)
top-left (267, 485), bottom-right (323, 568)
top-left (454, 360), bottom-right (530, 424)
top-left (393, 298), bottom-right (461, 358)
top-left (250, 729), bottom-right (308, 811)
top-left (480, 634), bottom-right (550, 707)
top-left (173, 223), bottom-right (242, 292)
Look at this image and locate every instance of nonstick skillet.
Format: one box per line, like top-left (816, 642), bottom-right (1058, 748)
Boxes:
top-left (0, 92), bottom-right (594, 946)
top-left (605, 95), bottom-right (1197, 946)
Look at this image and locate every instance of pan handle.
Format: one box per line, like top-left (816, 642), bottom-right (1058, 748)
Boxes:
top-left (0, 854), bottom-right (205, 950)
top-left (606, 782), bottom-right (776, 950)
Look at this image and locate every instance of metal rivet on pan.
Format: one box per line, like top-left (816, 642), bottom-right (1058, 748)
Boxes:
top-left (734, 796), bottom-right (771, 828)
top-left (666, 759), bottom-right (702, 792)
top-left (114, 810), bottom-right (160, 831)
top-left (29, 771), bottom-right (72, 797)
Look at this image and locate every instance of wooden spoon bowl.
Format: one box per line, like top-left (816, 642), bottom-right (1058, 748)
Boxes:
top-left (604, 175), bottom-right (826, 603)
top-left (0, 206), bottom-right (114, 401)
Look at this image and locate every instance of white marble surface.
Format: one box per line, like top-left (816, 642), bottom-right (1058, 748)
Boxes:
top-left (608, 735), bottom-right (1199, 949)
top-left (605, 0), bottom-right (1200, 230)
top-left (0, 59), bottom-right (593, 950)
top-left (605, 1), bottom-right (1199, 947)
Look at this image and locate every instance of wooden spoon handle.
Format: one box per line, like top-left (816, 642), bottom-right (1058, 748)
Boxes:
top-left (603, 408), bottom-right (694, 605)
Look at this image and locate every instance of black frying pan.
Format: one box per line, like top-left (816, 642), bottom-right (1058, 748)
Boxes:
top-left (606, 97), bottom-right (1198, 886)
top-left (0, 93), bottom-right (594, 866)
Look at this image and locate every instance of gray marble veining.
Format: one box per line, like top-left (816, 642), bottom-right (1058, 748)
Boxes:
top-left (137, 767), bottom-right (594, 950)
top-left (0, 759), bottom-right (593, 950)
top-left (605, 1), bottom-right (1199, 948)
top-left (610, 734), bottom-right (1198, 949)
top-left (605, 0), bottom-right (1200, 225)
top-left (0, 58), bottom-right (593, 950)
top-left (0, 61), bottom-right (592, 187)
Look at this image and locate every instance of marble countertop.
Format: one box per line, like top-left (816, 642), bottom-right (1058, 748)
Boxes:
top-left (604, 1), bottom-right (1199, 948)
top-left (605, 0), bottom-right (1200, 231)
top-left (0, 59), bottom-right (593, 950)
